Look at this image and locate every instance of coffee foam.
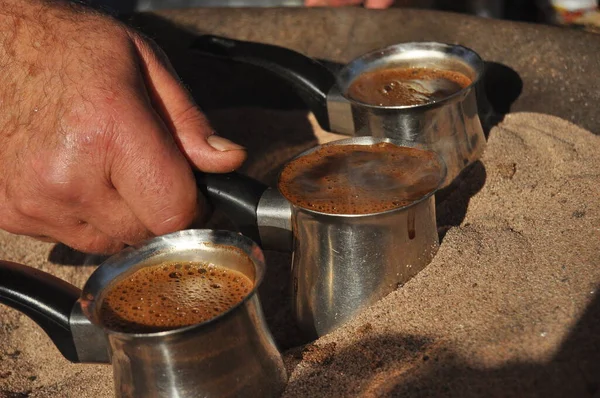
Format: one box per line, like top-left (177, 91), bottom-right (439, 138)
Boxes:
top-left (347, 67), bottom-right (472, 107)
top-left (99, 261), bottom-right (253, 333)
top-left (278, 143), bottom-right (443, 215)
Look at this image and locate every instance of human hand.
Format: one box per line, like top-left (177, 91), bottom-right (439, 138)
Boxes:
top-left (0, 0), bottom-right (246, 254)
top-left (305, 0), bottom-right (395, 8)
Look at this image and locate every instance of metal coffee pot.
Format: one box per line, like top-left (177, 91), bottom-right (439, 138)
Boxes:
top-left (193, 35), bottom-right (485, 187)
top-left (0, 230), bottom-right (286, 398)
top-left (198, 137), bottom-right (447, 337)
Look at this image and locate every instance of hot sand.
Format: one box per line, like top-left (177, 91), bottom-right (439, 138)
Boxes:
top-left (0, 111), bottom-right (599, 397)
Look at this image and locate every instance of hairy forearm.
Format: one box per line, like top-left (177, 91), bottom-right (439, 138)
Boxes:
top-left (0, 0), bottom-right (56, 137)
top-left (0, 0), bottom-right (71, 72)
top-left (0, 0), bottom-right (108, 143)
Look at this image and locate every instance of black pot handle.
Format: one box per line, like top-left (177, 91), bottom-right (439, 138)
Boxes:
top-left (196, 171), bottom-right (269, 245)
top-left (191, 34), bottom-right (336, 131)
top-left (0, 260), bottom-right (80, 362)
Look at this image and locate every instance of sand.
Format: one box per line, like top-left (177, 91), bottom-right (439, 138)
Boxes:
top-left (0, 111), bottom-right (599, 397)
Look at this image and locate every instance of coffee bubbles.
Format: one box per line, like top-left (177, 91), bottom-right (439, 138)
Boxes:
top-left (347, 67), bottom-right (472, 107)
top-left (99, 261), bottom-right (253, 333)
top-left (278, 142), bottom-right (443, 215)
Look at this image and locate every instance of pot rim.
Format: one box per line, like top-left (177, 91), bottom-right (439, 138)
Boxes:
top-left (336, 41), bottom-right (484, 111)
top-left (79, 229), bottom-right (267, 340)
top-left (277, 136), bottom-right (447, 218)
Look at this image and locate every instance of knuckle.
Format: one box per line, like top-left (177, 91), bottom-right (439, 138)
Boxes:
top-left (5, 158), bottom-right (85, 218)
top-left (32, 167), bottom-right (82, 204)
top-left (0, 209), bottom-right (31, 235)
top-left (13, 197), bottom-right (44, 219)
top-left (176, 105), bottom-right (205, 126)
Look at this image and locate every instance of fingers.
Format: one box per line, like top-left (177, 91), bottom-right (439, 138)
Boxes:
top-left (5, 191), bottom-right (154, 254)
top-left (0, 211), bottom-right (123, 254)
top-left (82, 189), bottom-right (154, 245)
top-left (0, 182), bottom-right (152, 253)
top-left (46, 222), bottom-right (125, 254)
top-left (129, 33), bottom-right (247, 173)
top-left (108, 96), bottom-right (201, 237)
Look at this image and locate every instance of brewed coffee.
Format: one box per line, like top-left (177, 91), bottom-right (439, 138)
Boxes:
top-left (278, 142), bottom-right (442, 215)
top-left (100, 261), bottom-right (253, 333)
top-left (347, 67), bottom-right (472, 107)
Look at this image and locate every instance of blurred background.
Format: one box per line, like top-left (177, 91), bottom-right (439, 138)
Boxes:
top-left (83, 0), bottom-right (600, 31)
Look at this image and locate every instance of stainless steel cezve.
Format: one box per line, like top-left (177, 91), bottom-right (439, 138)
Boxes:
top-left (330, 42), bottom-right (485, 185)
top-left (286, 140), bottom-right (444, 336)
top-left (0, 230), bottom-right (286, 398)
top-left (193, 36), bottom-right (486, 186)
top-left (203, 136), bottom-right (447, 337)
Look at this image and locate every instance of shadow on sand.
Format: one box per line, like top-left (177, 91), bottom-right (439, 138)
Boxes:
top-left (286, 290), bottom-right (600, 397)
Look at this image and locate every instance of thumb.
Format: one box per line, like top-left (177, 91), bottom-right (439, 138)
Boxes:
top-left (130, 32), bottom-right (247, 173)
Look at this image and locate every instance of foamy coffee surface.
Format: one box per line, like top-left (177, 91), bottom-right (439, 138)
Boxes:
top-left (278, 143), bottom-right (443, 215)
top-left (347, 67), bottom-right (472, 107)
top-left (99, 261), bottom-right (253, 333)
